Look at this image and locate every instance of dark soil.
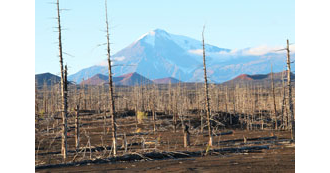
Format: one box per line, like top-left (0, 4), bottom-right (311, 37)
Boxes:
top-left (35, 111), bottom-right (294, 172)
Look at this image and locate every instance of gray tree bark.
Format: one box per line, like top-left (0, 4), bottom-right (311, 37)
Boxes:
top-left (56, 0), bottom-right (68, 160)
top-left (286, 39), bottom-right (294, 140)
top-left (105, 0), bottom-right (117, 156)
top-left (202, 26), bottom-right (213, 146)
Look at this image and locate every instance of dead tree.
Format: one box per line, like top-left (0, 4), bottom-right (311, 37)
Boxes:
top-left (286, 39), bottom-right (294, 140)
top-left (35, 81), bottom-right (39, 116)
top-left (281, 70), bottom-right (287, 130)
top-left (202, 25), bottom-right (213, 146)
top-left (75, 105), bottom-right (80, 149)
top-left (271, 64), bottom-right (278, 130)
top-left (183, 124), bottom-right (190, 148)
top-left (133, 86), bottom-right (139, 127)
top-left (196, 82), bottom-right (203, 133)
top-left (42, 80), bottom-right (48, 114)
top-left (105, 0), bottom-right (117, 156)
top-left (56, 0), bottom-right (68, 160)
top-left (173, 83), bottom-right (178, 133)
top-left (151, 84), bottom-right (157, 132)
top-left (232, 83), bottom-right (237, 127)
top-left (176, 81), bottom-right (189, 147)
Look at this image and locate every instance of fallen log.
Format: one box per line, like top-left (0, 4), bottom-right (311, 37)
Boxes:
top-left (218, 136), bottom-right (277, 144)
top-left (204, 130), bottom-right (233, 137)
top-left (215, 145), bottom-right (269, 153)
top-left (218, 138), bottom-right (291, 147)
top-left (118, 132), bottom-right (150, 137)
top-left (37, 135), bottom-right (277, 156)
top-left (36, 145), bottom-right (270, 169)
top-left (37, 142), bottom-right (141, 156)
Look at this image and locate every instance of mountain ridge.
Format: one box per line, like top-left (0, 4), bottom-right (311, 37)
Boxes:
top-left (35, 72), bottom-right (61, 86)
top-left (222, 71), bottom-right (295, 85)
top-left (79, 72), bottom-right (153, 86)
top-left (153, 77), bottom-right (181, 84)
top-left (36, 71), bottom-right (295, 87)
top-left (65, 29), bottom-right (294, 83)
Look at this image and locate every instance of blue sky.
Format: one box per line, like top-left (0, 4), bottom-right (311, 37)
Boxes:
top-left (35, 0), bottom-right (295, 75)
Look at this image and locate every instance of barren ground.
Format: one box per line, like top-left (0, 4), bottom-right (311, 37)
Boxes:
top-left (35, 111), bottom-right (295, 172)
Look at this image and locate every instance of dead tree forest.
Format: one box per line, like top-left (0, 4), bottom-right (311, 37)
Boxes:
top-left (35, 0), bottom-right (295, 169)
top-left (35, 68), bottom-right (295, 166)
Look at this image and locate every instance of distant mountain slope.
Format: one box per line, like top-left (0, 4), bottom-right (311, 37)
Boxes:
top-left (153, 77), bottom-right (181, 84)
top-left (80, 74), bottom-right (108, 85)
top-left (115, 72), bottom-right (153, 86)
top-left (67, 28), bottom-right (230, 83)
top-left (79, 72), bottom-right (153, 86)
top-left (222, 71), bottom-right (295, 85)
top-left (68, 29), bottom-right (295, 83)
top-left (35, 73), bottom-right (61, 86)
top-left (68, 65), bottom-right (108, 84)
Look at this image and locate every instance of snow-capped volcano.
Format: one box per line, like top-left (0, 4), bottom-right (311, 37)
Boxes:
top-left (68, 29), bottom-right (294, 83)
top-left (135, 29), bottom-right (228, 52)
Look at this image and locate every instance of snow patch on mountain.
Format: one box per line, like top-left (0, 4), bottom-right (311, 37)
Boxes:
top-left (188, 49), bottom-right (203, 55)
top-left (114, 56), bottom-right (126, 61)
top-left (69, 29), bottom-right (295, 83)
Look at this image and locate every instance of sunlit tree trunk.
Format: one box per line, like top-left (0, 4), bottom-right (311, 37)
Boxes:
top-left (56, 0), bottom-right (68, 160)
top-left (286, 39), bottom-right (294, 140)
top-left (105, 0), bottom-right (117, 155)
top-left (202, 26), bottom-right (213, 146)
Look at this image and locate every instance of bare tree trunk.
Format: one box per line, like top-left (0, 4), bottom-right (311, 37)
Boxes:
top-left (183, 124), bottom-right (190, 148)
top-left (123, 132), bottom-right (127, 153)
top-left (75, 105), bottom-right (80, 149)
top-left (233, 84), bottom-right (237, 128)
top-left (195, 83), bottom-right (203, 133)
top-left (202, 26), bottom-right (213, 146)
top-left (42, 81), bottom-right (48, 114)
top-left (56, 0), bottom-right (68, 160)
top-left (271, 64), bottom-right (278, 130)
top-left (105, 0), bottom-right (117, 156)
top-left (35, 81), bottom-right (39, 116)
top-left (151, 84), bottom-right (157, 132)
top-left (280, 70), bottom-right (286, 129)
top-left (286, 39), bottom-right (294, 140)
